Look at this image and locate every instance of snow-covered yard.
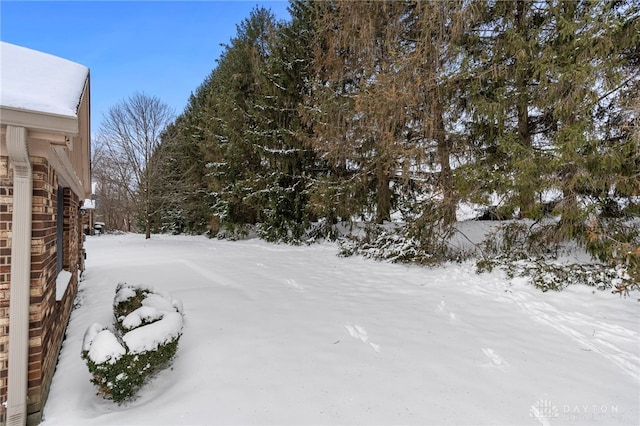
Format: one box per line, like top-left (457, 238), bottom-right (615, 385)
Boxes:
top-left (41, 233), bottom-right (639, 425)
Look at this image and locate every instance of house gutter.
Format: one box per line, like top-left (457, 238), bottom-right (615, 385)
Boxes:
top-left (6, 125), bottom-right (32, 426)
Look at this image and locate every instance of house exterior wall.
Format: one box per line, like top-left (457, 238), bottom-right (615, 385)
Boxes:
top-left (1, 42), bottom-right (90, 426)
top-left (0, 154), bottom-right (83, 425)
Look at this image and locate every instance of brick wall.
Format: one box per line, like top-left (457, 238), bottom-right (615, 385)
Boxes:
top-left (0, 155), bottom-right (83, 425)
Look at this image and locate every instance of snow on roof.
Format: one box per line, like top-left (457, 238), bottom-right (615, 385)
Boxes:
top-left (0, 41), bottom-right (88, 118)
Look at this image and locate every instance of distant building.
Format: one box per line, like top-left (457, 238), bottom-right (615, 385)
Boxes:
top-left (0, 41), bottom-right (91, 425)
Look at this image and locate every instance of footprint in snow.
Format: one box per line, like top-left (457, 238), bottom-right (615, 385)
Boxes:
top-left (436, 300), bottom-right (458, 322)
top-left (286, 279), bottom-right (303, 290)
top-left (482, 347), bottom-right (509, 371)
top-left (345, 325), bottom-right (381, 353)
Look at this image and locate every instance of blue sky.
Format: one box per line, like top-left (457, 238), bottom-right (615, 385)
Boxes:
top-left (1, 1), bottom-right (290, 134)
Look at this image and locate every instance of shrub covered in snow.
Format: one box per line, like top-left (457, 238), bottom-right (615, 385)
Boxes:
top-left (336, 219), bottom-right (638, 296)
top-left (477, 255), bottom-right (629, 292)
top-left (584, 219), bottom-right (640, 298)
top-left (339, 223), bottom-right (470, 265)
top-left (339, 229), bottom-right (435, 264)
top-left (476, 222), bottom-right (637, 293)
top-left (82, 283), bottom-right (184, 403)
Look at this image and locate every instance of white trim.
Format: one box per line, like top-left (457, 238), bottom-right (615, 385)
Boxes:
top-left (0, 106), bottom-right (79, 135)
top-left (27, 131), bottom-right (68, 145)
top-left (49, 145), bottom-right (84, 198)
top-left (6, 125), bottom-right (32, 426)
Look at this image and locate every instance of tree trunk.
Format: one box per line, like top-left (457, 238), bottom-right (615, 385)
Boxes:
top-left (434, 94), bottom-right (456, 225)
top-left (515, 0), bottom-right (534, 217)
top-left (375, 159), bottom-right (391, 224)
top-left (145, 152), bottom-right (151, 239)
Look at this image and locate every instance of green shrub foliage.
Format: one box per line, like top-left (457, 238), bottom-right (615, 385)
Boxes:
top-left (339, 223), bottom-right (471, 266)
top-left (82, 283), bottom-right (184, 403)
top-left (476, 222), bottom-right (637, 293)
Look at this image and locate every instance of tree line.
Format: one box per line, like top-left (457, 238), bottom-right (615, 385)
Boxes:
top-left (94, 0), bottom-right (639, 273)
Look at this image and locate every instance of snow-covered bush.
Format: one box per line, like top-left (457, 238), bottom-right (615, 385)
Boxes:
top-left (339, 231), bottom-right (429, 263)
top-left (339, 223), bottom-right (470, 265)
top-left (476, 222), bottom-right (638, 293)
top-left (585, 218), bottom-right (640, 298)
top-left (82, 283), bottom-right (184, 403)
top-left (477, 255), bottom-right (628, 292)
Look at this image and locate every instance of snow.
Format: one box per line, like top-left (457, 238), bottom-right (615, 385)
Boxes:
top-left (83, 199), bottom-right (96, 210)
top-left (42, 233), bottom-right (639, 425)
top-left (141, 289), bottom-right (184, 315)
top-left (121, 306), bottom-right (164, 331)
top-left (55, 270), bottom-right (72, 301)
top-left (123, 312), bottom-right (183, 354)
top-left (113, 286), bottom-right (137, 306)
top-left (83, 325), bottom-right (126, 365)
top-left (0, 41), bottom-right (88, 117)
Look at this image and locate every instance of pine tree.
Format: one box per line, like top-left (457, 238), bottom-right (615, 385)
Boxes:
top-left (158, 6), bottom-right (319, 240)
top-left (401, 1), bottom-right (472, 229)
top-left (532, 0), bottom-right (638, 244)
top-left (458, 0), bottom-right (639, 255)
top-left (199, 8), bottom-right (276, 234)
top-left (305, 1), bottom-right (417, 224)
top-left (459, 0), bottom-right (552, 219)
top-left (246, 2), bottom-right (318, 242)
top-left (541, 0), bottom-right (640, 263)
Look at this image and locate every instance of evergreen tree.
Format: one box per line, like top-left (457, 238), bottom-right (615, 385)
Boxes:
top-left (459, 0), bottom-right (552, 219)
top-left (156, 5), bottom-right (318, 240)
top-left (458, 0), bottom-right (639, 255)
top-left (151, 116), bottom-right (212, 235)
top-left (305, 1), bottom-right (417, 224)
top-left (150, 0), bottom-right (638, 274)
top-left (246, 2), bottom-right (319, 242)
top-left (191, 8), bottom-right (276, 235)
top-left (151, 70), bottom-right (225, 235)
top-left (401, 1), bottom-right (472, 230)
top-left (538, 0), bottom-right (638, 243)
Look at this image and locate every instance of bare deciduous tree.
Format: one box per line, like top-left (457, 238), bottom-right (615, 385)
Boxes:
top-left (92, 142), bottom-right (131, 232)
top-left (98, 92), bottom-right (175, 239)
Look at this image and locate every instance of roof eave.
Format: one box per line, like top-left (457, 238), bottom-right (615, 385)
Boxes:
top-left (0, 105), bottom-right (79, 136)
